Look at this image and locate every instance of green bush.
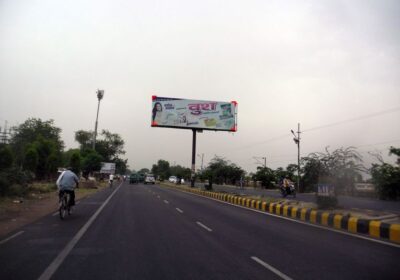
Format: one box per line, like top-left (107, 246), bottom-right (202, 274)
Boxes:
top-left (0, 167), bottom-right (33, 196)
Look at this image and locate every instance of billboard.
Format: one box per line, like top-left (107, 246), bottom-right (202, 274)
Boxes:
top-left (151, 96), bottom-right (238, 132)
top-left (100, 162), bottom-right (116, 174)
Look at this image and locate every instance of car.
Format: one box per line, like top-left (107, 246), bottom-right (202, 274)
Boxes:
top-left (129, 173), bottom-right (139, 184)
top-left (144, 174), bottom-right (155, 184)
top-left (169, 176), bottom-right (178, 183)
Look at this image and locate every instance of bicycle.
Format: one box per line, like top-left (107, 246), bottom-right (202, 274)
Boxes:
top-left (59, 190), bottom-right (72, 220)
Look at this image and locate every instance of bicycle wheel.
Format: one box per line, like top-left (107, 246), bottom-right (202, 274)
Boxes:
top-left (59, 195), bottom-right (67, 220)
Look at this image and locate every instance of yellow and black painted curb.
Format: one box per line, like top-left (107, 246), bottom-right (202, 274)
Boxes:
top-left (160, 183), bottom-right (400, 244)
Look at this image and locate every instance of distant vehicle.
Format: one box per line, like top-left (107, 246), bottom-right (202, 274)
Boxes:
top-left (169, 176), bottom-right (178, 183)
top-left (138, 173), bottom-right (146, 183)
top-left (129, 173), bottom-right (139, 184)
top-left (144, 174), bottom-right (155, 184)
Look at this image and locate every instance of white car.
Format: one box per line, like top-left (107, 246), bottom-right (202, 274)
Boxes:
top-left (169, 176), bottom-right (178, 183)
top-left (144, 174), bottom-right (155, 184)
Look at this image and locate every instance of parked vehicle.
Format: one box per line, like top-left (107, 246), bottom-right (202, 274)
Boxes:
top-left (169, 176), bottom-right (178, 183)
top-left (144, 174), bottom-right (155, 184)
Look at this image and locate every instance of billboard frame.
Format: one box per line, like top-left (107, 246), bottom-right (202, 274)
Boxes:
top-left (151, 96), bottom-right (238, 132)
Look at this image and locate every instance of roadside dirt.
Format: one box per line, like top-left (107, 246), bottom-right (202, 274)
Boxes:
top-left (0, 186), bottom-right (106, 238)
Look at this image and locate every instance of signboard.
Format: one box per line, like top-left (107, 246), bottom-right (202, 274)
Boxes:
top-left (151, 96), bottom-right (238, 132)
top-left (100, 162), bottom-right (116, 174)
top-left (317, 184), bottom-right (335, 197)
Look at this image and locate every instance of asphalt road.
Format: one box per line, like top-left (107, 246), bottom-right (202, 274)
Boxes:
top-left (196, 184), bottom-right (400, 213)
top-left (1, 182), bottom-right (399, 280)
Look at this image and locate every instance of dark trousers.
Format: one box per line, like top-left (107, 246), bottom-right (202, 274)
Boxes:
top-left (59, 190), bottom-right (75, 206)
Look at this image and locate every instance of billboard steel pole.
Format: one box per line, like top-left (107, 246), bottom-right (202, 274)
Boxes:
top-left (191, 129), bottom-right (197, 187)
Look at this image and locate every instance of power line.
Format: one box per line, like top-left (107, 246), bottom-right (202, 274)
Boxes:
top-left (303, 106), bottom-right (400, 133)
top-left (228, 106), bottom-right (400, 152)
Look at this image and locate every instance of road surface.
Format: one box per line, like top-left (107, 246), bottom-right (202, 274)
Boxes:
top-left (1, 182), bottom-right (399, 280)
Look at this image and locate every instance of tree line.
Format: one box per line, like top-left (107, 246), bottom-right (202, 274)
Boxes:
top-left (149, 146), bottom-right (400, 200)
top-left (0, 118), bottom-right (128, 196)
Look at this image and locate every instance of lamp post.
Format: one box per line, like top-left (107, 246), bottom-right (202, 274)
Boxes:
top-left (291, 123), bottom-right (301, 192)
top-left (92, 89), bottom-right (104, 150)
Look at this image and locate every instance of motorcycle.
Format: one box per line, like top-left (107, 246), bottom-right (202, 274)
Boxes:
top-left (280, 183), bottom-right (296, 198)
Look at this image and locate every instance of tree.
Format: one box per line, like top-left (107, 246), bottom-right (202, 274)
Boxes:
top-left (0, 145), bottom-right (14, 170)
top-left (115, 158), bottom-right (128, 175)
top-left (75, 130), bottom-right (93, 151)
top-left (138, 168), bottom-right (150, 174)
top-left (301, 147), bottom-right (364, 193)
top-left (82, 150), bottom-right (103, 177)
top-left (95, 130), bottom-right (125, 161)
top-left (10, 118), bottom-right (64, 168)
top-left (23, 147), bottom-right (38, 173)
top-left (370, 146), bottom-right (400, 200)
top-left (69, 151), bottom-right (82, 174)
top-left (152, 159), bottom-right (170, 180)
top-left (202, 156), bottom-right (245, 186)
top-left (253, 166), bottom-right (276, 188)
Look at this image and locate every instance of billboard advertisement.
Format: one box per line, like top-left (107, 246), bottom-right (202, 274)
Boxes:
top-left (100, 162), bottom-right (116, 174)
top-left (151, 96), bottom-right (238, 132)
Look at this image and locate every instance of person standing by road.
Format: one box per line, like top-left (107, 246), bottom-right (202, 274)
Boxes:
top-left (56, 168), bottom-right (79, 205)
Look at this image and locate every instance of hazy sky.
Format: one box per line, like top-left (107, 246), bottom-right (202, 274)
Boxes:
top-left (1, 0), bottom-right (399, 173)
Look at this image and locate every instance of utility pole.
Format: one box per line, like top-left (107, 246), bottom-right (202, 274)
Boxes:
top-left (92, 89), bottom-right (104, 150)
top-left (291, 123), bottom-right (301, 192)
top-left (0, 121), bottom-right (12, 144)
top-left (253, 156), bottom-right (267, 168)
top-left (197, 153), bottom-right (204, 170)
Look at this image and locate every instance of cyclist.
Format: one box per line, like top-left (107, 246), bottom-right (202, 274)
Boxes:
top-left (56, 168), bottom-right (79, 206)
top-left (109, 173), bottom-right (114, 187)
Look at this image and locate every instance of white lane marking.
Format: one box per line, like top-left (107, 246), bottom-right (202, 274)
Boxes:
top-left (251, 256), bottom-right (293, 280)
top-left (164, 200), bottom-right (169, 204)
top-left (179, 189), bottom-right (400, 249)
top-left (0, 231), bottom-right (24, 245)
top-left (52, 212), bottom-right (58, 216)
top-left (176, 208), bottom-right (184, 213)
top-left (196, 221), bottom-right (212, 232)
top-left (37, 182), bottom-right (123, 280)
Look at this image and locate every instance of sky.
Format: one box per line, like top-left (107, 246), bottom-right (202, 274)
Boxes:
top-left (0, 0), bottom-right (399, 173)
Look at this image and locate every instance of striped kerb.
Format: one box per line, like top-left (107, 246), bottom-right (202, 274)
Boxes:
top-left (300, 208), bottom-right (307, 221)
top-left (291, 207), bottom-right (298, 218)
top-left (369, 221), bottom-right (381, 238)
top-left (269, 203), bottom-right (274, 214)
top-left (390, 224), bottom-right (400, 243)
top-left (321, 212), bottom-right (330, 226)
top-left (357, 219), bottom-right (369, 234)
top-left (334, 215), bottom-right (342, 229)
top-left (310, 210), bottom-right (317, 223)
top-left (341, 216), bottom-right (350, 230)
top-left (348, 217), bottom-right (358, 233)
top-left (256, 201), bottom-right (261, 210)
top-left (283, 206), bottom-right (289, 216)
top-left (276, 204), bottom-right (282, 215)
top-left (262, 202), bottom-right (267, 211)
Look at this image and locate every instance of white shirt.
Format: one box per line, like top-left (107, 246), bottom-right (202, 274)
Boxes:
top-left (109, 174), bottom-right (114, 181)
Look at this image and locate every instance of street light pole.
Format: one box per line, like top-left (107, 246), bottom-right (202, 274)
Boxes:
top-left (291, 123), bottom-right (301, 192)
top-left (92, 89), bottom-right (104, 150)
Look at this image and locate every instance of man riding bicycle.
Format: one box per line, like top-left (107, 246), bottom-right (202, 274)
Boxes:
top-left (56, 168), bottom-right (79, 206)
